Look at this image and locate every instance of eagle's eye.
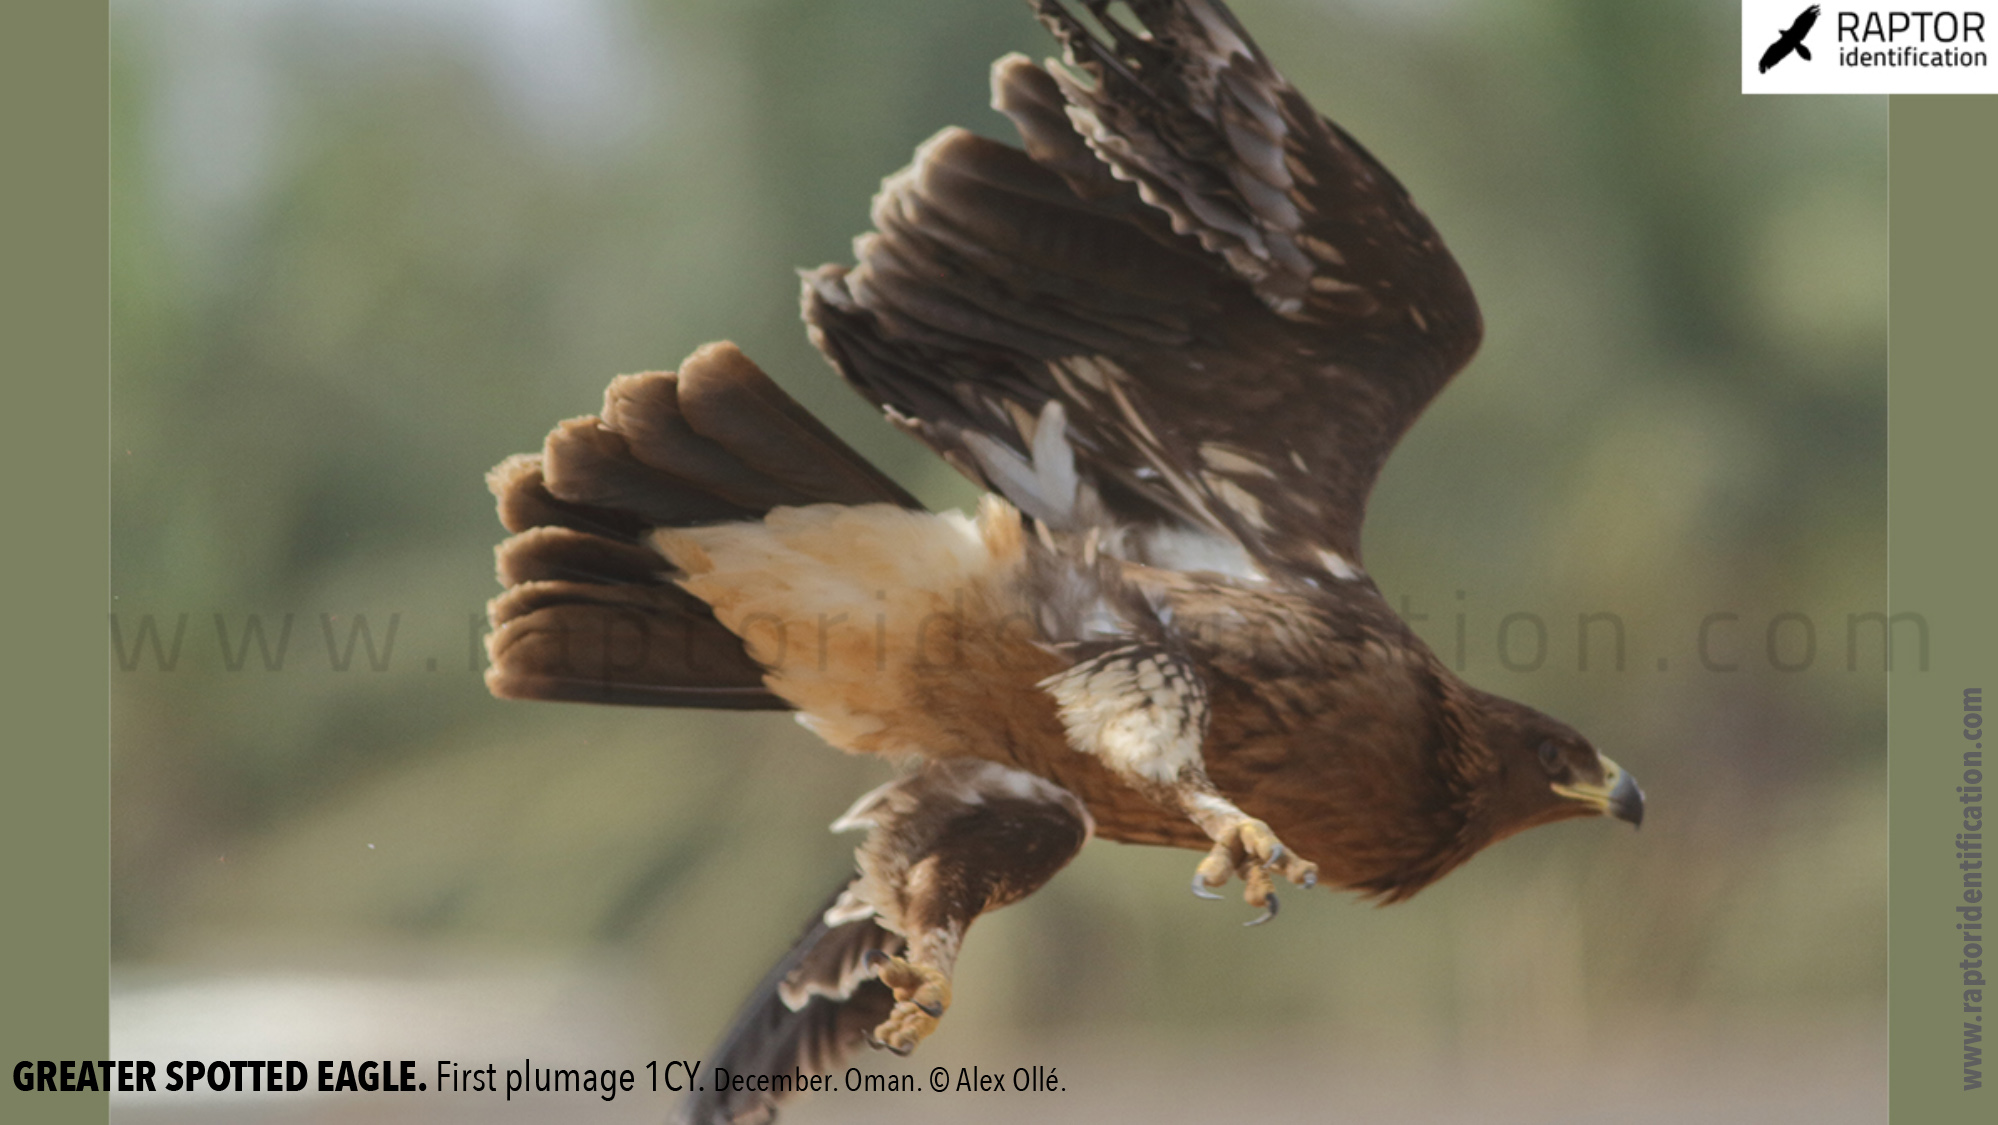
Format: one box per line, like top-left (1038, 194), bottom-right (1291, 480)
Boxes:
top-left (1537, 740), bottom-right (1563, 774)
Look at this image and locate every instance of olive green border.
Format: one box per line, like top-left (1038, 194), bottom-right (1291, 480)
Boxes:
top-left (1888, 95), bottom-right (1997, 1121)
top-left (3, 9), bottom-right (1980, 1123)
top-left (0, 2), bottom-right (111, 1122)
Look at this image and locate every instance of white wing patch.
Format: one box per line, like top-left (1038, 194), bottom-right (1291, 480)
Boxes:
top-left (961, 400), bottom-right (1082, 530)
top-left (1133, 524), bottom-right (1264, 581)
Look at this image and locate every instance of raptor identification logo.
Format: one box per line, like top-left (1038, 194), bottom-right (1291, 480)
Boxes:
top-left (1742, 0), bottom-right (1998, 90)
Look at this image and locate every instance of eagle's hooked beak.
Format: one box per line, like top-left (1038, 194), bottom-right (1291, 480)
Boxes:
top-left (1552, 756), bottom-right (1645, 828)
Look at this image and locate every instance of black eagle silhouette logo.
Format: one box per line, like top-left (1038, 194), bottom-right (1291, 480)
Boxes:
top-left (1760, 5), bottom-right (1821, 72)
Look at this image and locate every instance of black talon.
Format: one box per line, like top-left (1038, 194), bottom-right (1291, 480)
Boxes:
top-left (864, 949), bottom-right (892, 971)
top-left (916, 1000), bottom-right (943, 1017)
top-left (1191, 871), bottom-right (1223, 900)
top-left (886, 1040), bottom-right (914, 1058)
top-left (1301, 869), bottom-right (1317, 890)
top-left (1264, 843), bottom-right (1285, 868)
top-left (1244, 892), bottom-right (1279, 926)
top-left (865, 1031), bottom-right (887, 1051)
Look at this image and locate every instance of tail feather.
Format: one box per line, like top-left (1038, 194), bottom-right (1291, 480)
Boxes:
top-left (666, 343), bottom-right (919, 508)
top-left (486, 577), bottom-right (779, 710)
top-left (494, 525), bottom-right (668, 589)
top-left (597, 373), bottom-right (814, 511)
top-left (490, 453), bottom-right (652, 542)
top-left (544, 416), bottom-right (764, 526)
top-left (485, 342), bottom-right (918, 711)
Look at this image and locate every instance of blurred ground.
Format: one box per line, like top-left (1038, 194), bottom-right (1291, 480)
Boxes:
top-left (110, 0), bottom-right (1888, 1119)
top-left (112, 967), bottom-right (1884, 1124)
top-left (111, 959), bottom-right (1884, 1124)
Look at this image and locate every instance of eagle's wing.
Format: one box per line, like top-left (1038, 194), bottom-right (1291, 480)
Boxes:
top-left (673, 882), bottom-right (899, 1125)
top-left (1758, 39), bottom-right (1792, 72)
top-left (1791, 5), bottom-right (1821, 37)
top-left (678, 761), bottom-right (1091, 1125)
top-left (804, 0), bottom-right (1480, 578)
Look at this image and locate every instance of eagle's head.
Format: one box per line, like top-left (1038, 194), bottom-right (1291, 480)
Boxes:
top-left (1465, 691), bottom-right (1645, 848)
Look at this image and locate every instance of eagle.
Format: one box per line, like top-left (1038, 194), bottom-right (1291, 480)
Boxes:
top-left (1759, 5), bottom-right (1821, 72)
top-left (481, 2), bottom-right (1644, 1122)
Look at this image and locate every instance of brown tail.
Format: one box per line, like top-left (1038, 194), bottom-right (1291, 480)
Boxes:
top-left (485, 342), bottom-right (919, 710)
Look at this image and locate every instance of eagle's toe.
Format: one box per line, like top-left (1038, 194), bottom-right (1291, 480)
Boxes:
top-left (867, 955), bottom-right (953, 1056)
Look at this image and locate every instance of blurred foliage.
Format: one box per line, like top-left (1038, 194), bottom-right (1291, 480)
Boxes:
top-left (111, 0), bottom-right (1885, 1069)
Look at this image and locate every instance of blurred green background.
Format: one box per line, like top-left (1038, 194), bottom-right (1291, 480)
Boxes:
top-left (110, 0), bottom-right (1886, 1120)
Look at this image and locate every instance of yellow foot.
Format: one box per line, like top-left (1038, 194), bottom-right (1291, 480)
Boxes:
top-left (864, 952), bottom-right (952, 1056)
top-left (1191, 817), bottom-right (1319, 925)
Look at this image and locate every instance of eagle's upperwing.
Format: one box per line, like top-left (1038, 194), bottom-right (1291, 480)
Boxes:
top-left (674, 881), bottom-right (899, 1125)
top-left (804, 0), bottom-right (1481, 578)
top-left (1790, 4), bottom-right (1821, 38)
top-left (676, 760), bottom-right (1091, 1125)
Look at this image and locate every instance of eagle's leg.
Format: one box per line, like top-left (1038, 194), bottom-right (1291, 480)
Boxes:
top-left (1154, 776), bottom-right (1318, 924)
top-left (1042, 643), bottom-right (1319, 921)
top-left (827, 759), bottom-right (1093, 1055)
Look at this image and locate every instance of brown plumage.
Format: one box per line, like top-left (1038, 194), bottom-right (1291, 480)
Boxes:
top-left (483, 3), bottom-right (1643, 1122)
